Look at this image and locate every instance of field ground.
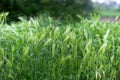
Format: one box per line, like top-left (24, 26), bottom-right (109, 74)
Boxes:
top-left (100, 17), bottom-right (120, 22)
top-left (94, 10), bottom-right (120, 22)
top-left (96, 10), bottom-right (120, 17)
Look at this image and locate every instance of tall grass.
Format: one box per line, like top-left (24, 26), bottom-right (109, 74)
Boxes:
top-left (0, 13), bottom-right (120, 80)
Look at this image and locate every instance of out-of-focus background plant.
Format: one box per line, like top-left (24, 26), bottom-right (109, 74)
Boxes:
top-left (0, 0), bottom-right (120, 21)
top-left (0, 0), bottom-right (93, 21)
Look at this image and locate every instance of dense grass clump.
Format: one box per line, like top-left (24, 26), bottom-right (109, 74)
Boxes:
top-left (0, 13), bottom-right (120, 80)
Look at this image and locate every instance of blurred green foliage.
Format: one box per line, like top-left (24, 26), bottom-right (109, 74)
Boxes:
top-left (0, 0), bottom-right (92, 20)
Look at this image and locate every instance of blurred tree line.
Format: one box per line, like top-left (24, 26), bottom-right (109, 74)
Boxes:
top-left (0, 0), bottom-right (92, 20)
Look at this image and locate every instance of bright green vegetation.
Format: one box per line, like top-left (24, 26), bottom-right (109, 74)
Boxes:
top-left (0, 13), bottom-right (120, 80)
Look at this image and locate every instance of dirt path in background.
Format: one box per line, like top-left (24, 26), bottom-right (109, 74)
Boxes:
top-left (100, 17), bottom-right (120, 23)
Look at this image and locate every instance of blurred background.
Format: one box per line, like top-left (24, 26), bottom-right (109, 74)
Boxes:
top-left (92, 0), bottom-right (120, 22)
top-left (92, 0), bottom-right (120, 17)
top-left (0, 0), bottom-right (120, 21)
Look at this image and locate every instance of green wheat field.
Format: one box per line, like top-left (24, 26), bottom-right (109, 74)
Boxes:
top-left (0, 13), bottom-right (120, 80)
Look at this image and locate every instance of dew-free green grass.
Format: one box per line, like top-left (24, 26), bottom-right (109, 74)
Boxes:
top-left (0, 13), bottom-right (120, 80)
